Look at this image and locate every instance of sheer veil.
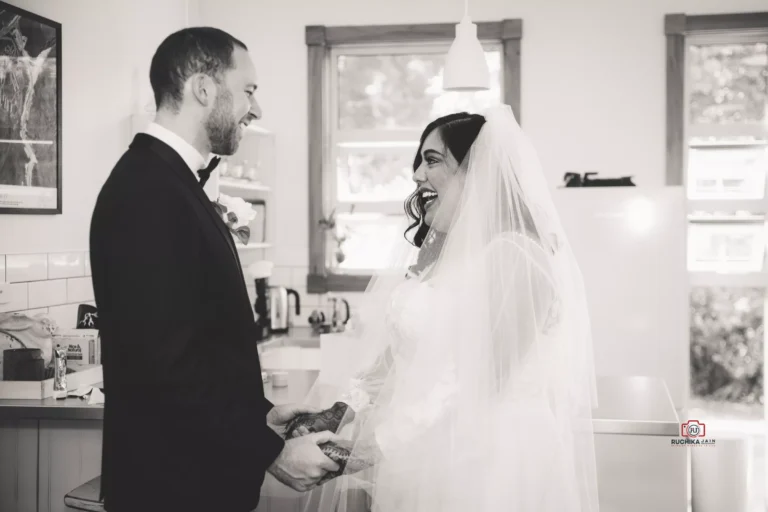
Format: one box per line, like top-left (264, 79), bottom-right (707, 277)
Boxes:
top-left (266, 104), bottom-right (599, 511)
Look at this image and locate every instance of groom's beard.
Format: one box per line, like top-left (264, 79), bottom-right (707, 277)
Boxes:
top-left (206, 90), bottom-right (239, 156)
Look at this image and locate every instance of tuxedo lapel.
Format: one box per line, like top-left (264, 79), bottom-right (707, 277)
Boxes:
top-left (129, 134), bottom-right (247, 289)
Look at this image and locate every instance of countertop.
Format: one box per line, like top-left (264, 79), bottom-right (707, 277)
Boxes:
top-left (0, 370), bottom-right (680, 437)
top-left (0, 328), bottom-right (320, 421)
top-left (592, 375), bottom-right (680, 436)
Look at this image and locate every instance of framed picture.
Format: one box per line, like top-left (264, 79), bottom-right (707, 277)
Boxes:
top-left (0, 2), bottom-right (62, 214)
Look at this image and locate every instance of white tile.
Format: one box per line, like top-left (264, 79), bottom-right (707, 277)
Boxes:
top-left (66, 277), bottom-right (94, 303)
top-left (47, 304), bottom-right (80, 330)
top-left (291, 267), bottom-right (309, 288)
top-left (28, 279), bottom-right (68, 308)
top-left (271, 266), bottom-right (293, 287)
top-left (6, 254), bottom-right (48, 283)
top-left (0, 255), bottom-right (5, 283)
top-left (0, 283), bottom-right (28, 313)
top-left (84, 252), bottom-right (91, 276)
top-left (22, 307), bottom-right (48, 317)
top-left (273, 245), bottom-right (309, 267)
top-left (48, 252), bottom-right (85, 280)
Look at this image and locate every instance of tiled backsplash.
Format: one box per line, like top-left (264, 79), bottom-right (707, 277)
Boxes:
top-left (0, 252), bottom-right (360, 331)
top-left (246, 266), bottom-right (364, 328)
top-left (0, 252), bottom-right (95, 329)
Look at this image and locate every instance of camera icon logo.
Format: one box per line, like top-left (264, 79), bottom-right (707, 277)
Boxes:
top-left (681, 420), bottom-right (706, 438)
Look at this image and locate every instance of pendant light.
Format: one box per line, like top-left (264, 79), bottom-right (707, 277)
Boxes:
top-left (443, 0), bottom-right (490, 91)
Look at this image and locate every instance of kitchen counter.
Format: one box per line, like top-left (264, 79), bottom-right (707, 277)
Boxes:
top-left (0, 389), bottom-right (104, 420)
top-left (0, 371), bottom-right (679, 436)
top-left (592, 375), bottom-right (679, 436)
top-left (0, 328), bottom-right (322, 421)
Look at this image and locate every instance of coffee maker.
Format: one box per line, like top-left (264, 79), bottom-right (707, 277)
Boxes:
top-left (248, 261), bottom-right (273, 342)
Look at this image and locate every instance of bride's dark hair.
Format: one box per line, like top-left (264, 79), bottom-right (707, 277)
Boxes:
top-left (404, 112), bottom-right (486, 248)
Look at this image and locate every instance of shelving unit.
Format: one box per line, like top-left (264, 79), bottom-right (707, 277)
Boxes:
top-left (220, 179), bottom-right (271, 195)
top-left (211, 125), bottom-right (276, 269)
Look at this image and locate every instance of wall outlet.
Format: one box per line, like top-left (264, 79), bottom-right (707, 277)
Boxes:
top-left (0, 283), bottom-right (12, 305)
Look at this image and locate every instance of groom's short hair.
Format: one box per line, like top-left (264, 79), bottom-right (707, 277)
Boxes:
top-left (150, 27), bottom-right (248, 112)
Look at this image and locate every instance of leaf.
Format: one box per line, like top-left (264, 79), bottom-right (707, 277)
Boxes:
top-left (234, 226), bottom-right (250, 245)
top-left (212, 201), bottom-right (226, 217)
top-left (227, 212), bottom-right (238, 225)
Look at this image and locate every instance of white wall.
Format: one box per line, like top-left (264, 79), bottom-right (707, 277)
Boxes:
top-left (0, 0), bottom-right (192, 255)
top-left (197, 0), bottom-right (767, 273)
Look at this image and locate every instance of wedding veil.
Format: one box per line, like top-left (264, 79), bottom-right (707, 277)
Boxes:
top-left (266, 104), bottom-right (600, 512)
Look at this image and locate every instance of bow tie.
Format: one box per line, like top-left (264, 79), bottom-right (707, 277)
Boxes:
top-left (197, 157), bottom-right (221, 186)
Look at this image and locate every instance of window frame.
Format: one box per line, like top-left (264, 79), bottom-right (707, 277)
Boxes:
top-left (306, 21), bottom-right (522, 293)
top-left (665, 12), bottom-right (768, 287)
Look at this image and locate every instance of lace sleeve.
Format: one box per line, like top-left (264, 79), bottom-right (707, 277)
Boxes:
top-left (338, 346), bottom-right (394, 413)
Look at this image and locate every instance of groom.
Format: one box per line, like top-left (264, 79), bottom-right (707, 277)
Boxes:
top-left (90, 27), bottom-right (338, 512)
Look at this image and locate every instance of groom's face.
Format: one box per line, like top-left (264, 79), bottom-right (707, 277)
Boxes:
top-left (205, 46), bottom-right (261, 155)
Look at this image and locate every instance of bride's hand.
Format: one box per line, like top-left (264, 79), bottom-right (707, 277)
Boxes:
top-left (284, 402), bottom-right (355, 439)
top-left (316, 437), bottom-right (381, 484)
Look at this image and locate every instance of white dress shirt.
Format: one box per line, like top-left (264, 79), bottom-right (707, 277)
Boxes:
top-left (144, 122), bottom-right (218, 199)
top-left (144, 122), bottom-right (207, 173)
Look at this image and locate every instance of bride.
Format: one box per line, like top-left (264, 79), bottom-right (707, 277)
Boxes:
top-left (278, 104), bottom-right (599, 511)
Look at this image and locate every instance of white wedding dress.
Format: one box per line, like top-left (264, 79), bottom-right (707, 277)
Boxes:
top-left (331, 234), bottom-right (587, 512)
top-left (286, 105), bottom-right (599, 512)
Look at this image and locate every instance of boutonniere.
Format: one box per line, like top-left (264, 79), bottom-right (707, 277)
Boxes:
top-left (212, 193), bottom-right (257, 245)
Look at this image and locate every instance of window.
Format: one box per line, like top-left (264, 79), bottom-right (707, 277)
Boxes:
top-left (666, 12), bottom-right (768, 408)
top-left (306, 21), bottom-right (522, 292)
top-left (330, 46), bottom-right (502, 273)
top-left (687, 40), bottom-right (768, 278)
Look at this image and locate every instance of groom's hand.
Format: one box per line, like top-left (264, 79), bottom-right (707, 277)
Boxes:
top-left (284, 402), bottom-right (354, 439)
top-left (267, 431), bottom-right (343, 492)
top-left (266, 403), bottom-right (323, 436)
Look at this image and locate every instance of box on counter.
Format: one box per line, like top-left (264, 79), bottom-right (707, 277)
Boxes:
top-left (52, 329), bottom-right (101, 369)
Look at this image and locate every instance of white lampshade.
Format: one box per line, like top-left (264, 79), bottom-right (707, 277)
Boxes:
top-left (443, 16), bottom-right (490, 91)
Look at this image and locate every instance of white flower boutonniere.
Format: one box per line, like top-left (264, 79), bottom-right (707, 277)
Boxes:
top-left (212, 193), bottom-right (257, 245)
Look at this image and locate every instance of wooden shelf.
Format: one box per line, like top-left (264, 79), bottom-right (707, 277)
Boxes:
top-left (236, 242), bottom-right (272, 250)
top-left (219, 178), bottom-right (271, 194)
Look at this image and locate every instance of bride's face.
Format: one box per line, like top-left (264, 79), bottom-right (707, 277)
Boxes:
top-left (412, 130), bottom-right (466, 232)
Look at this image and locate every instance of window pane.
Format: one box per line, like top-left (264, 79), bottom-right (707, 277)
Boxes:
top-left (337, 51), bottom-right (502, 130)
top-left (688, 220), bottom-right (766, 272)
top-left (336, 149), bottom-right (416, 202)
top-left (690, 286), bottom-right (764, 405)
top-left (328, 213), bottom-right (408, 271)
top-left (689, 43), bottom-right (768, 125)
top-left (687, 145), bottom-right (768, 200)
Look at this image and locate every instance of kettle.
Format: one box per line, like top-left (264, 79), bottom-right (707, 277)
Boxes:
top-left (329, 297), bottom-right (351, 333)
top-left (270, 287), bottom-right (301, 334)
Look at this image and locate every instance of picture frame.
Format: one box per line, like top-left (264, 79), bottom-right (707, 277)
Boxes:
top-left (0, 1), bottom-right (62, 214)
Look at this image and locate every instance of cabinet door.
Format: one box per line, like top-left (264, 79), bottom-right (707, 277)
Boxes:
top-left (38, 420), bottom-right (102, 512)
top-left (595, 433), bottom-right (688, 511)
top-left (0, 419), bottom-right (38, 512)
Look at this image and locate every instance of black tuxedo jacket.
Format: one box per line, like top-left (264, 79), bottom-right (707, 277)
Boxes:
top-left (90, 134), bottom-right (284, 512)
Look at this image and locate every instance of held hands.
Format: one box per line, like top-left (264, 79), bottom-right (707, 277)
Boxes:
top-left (267, 431), bottom-right (344, 492)
top-left (266, 403), bottom-right (324, 436)
top-left (270, 401), bottom-right (375, 487)
top-left (316, 437), bottom-right (381, 484)
top-left (284, 402), bottom-right (355, 438)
